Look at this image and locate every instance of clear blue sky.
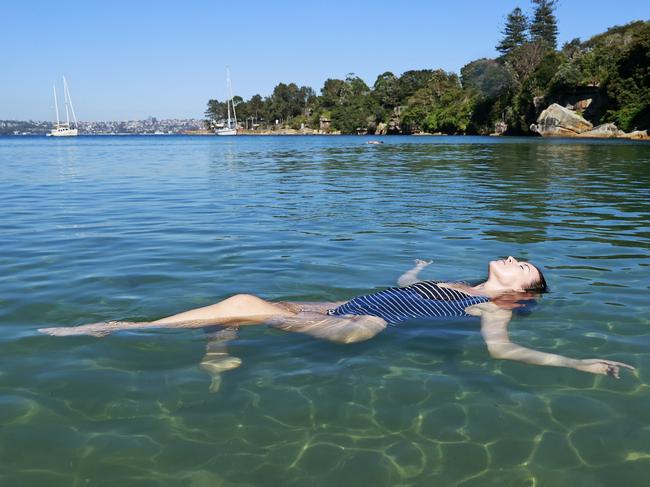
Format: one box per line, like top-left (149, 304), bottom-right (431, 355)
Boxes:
top-left (2, 0), bottom-right (647, 121)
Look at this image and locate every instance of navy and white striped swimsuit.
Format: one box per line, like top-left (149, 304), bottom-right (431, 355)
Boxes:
top-left (327, 280), bottom-right (489, 324)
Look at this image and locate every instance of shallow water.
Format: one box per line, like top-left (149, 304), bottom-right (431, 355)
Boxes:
top-left (1, 135), bottom-right (649, 486)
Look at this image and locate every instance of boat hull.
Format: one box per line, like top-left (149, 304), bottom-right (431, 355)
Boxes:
top-left (215, 128), bottom-right (237, 136)
top-left (48, 128), bottom-right (78, 137)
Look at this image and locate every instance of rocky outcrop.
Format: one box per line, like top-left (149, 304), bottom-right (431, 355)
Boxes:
top-left (490, 121), bottom-right (508, 136)
top-left (619, 130), bottom-right (648, 140)
top-left (530, 103), bottom-right (593, 136)
top-left (531, 104), bottom-right (648, 140)
top-left (387, 118), bottom-right (401, 134)
top-left (375, 122), bottom-right (387, 135)
top-left (577, 123), bottom-right (624, 138)
top-left (573, 98), bottom-right (593, 111)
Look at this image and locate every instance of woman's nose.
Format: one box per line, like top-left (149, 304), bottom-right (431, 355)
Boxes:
top-left (507, 256), bottom-right (516, 263)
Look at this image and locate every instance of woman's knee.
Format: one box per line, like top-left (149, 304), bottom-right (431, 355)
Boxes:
top-left (223, 294), bottom-right (292, 315)
top-left (225, 294), bottom-right (265, 307)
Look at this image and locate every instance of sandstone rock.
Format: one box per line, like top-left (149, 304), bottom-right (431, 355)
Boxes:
top-left (577, 123), bottom-right (624, 138)
top-left (619, 130), bottom-right (648, 140)
top-left (375, 122), bottom-right (387, 135)
top-left (387, 119), bottom-right (400, 133)
top-left (491, 121), bottom-right (507, 136)
top-left (530, 103), bottom-right (593, 136)
top-left (319, 116), bottom-right (331, 133)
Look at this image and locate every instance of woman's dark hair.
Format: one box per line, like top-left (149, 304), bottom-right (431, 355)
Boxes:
top-left (525, 263), bottom-right (549, 293)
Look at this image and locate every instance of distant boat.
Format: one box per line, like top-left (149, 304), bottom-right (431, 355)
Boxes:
top-left (48, 76), bottom-right (78, 137)
top-left (215, 68), bottom-right (237, 136)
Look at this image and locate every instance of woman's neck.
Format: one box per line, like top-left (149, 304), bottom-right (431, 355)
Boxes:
top-left (472, 280), bottom-right (516, 297)
top-left (442, 279), bottom-right (519, 298)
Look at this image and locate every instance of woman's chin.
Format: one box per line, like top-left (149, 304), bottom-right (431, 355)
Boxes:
top-left (487, 260), bottom-right (500, 276)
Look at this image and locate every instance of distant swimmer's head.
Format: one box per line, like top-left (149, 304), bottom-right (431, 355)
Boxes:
top-left (487, 256), bottom-right (548, 293)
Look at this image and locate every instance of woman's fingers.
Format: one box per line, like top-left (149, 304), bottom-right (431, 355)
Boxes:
top-left (581, 358), bottom-right (635, 378)
top-left (588, 359), bottom-right (635, 370)
top-left (607, 364), bottom-right (620, 379)
top-left (609, 360), bottom-right (636, 370)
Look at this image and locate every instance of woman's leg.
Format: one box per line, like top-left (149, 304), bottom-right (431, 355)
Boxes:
top-left (152, 294), bottom-right (295, 325)
top-left (39, 294), bottom-right (295, 336)
top-left (269, 312), bottom-right (387, 344)
top-left (200, 326), bottom-right (242, 393)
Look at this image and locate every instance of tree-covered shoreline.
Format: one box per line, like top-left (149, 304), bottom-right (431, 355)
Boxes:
top-left (206, 2), bottom-right (649, 136)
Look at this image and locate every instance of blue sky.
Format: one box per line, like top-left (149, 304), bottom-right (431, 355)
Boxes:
top-left (2, 0), bottom-right (647, 121)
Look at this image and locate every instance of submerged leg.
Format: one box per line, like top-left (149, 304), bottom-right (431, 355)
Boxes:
top-left (269, 313), bottom-right (387, 344)
top-left (39, 294), bottom-right (295, 337)
top-left (200, 327), bottom-right (242, 393)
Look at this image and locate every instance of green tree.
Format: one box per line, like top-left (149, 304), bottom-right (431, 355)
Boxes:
top-left (603, 23), bottom-right (650, 130)
top-left (372, 72), bottom-right (400, 109)
top-left (267, 83), bottom-right (311, 124)
top-left (204, 99), bottom-right (228, 127)
top-left (397, 70), bottom-right (442, 102)
top-left (507, 41), bottom-right (547, 83)
top-left (530, 0), bottom-right (558, 49)
top-left (423, 88), bottom-right (476, 134)
top-left (460, 59), bottom-right (514, 134)
top-left (400, 71), bottom-right (470, 133)
top-left (327, 74), bottom-right (374, 133)
top-left (299, 86), bottom-right (318, 110)
top-left (497, 7), bottom-right (529, 54)
top-left (320, 78), bottom-right (348, 108)
top-left (461, 59), bottom-right (512, 98)
top-left (247, 94), bottom-right (265, 125)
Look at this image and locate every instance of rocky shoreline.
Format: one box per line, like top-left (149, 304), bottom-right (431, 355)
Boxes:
top-left (183, 109), bottom-right (649, 140)
top-left (183, 128), bottom-right (340, 136)
top-left (530, 103), bottom-right (648, 140)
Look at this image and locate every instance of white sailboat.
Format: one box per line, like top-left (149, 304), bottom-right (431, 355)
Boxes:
top-left (215, 68), bottom-right (238, 136)
top-left (49, 76), bottom-right (78, 137)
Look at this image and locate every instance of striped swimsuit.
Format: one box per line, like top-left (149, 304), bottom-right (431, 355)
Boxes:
top-left (327, 280), bottom-right (489, 324)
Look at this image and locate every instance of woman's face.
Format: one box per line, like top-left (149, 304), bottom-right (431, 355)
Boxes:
top-left (488, 256), bottom-right (540, 291)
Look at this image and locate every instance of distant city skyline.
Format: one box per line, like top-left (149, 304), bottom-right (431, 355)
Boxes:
top-left (3, 0), bottom-right (648, 121)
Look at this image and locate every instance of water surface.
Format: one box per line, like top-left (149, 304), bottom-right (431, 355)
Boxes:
top-left (1, 135), bottom-right (649, 486)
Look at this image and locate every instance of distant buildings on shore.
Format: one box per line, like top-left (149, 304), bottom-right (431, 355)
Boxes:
top-left (0, 118), bottom-right (206, 136)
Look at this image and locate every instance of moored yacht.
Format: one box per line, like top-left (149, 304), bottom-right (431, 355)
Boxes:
top-left (215, 68), bottom-right (238, 136)
top-left (48, 76), bottom-right (78, 137)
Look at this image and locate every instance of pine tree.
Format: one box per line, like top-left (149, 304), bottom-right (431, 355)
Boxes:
top-left (530, 0), bottom-right (558, 49)
top-left (497, 7), bottom-right (529, 55)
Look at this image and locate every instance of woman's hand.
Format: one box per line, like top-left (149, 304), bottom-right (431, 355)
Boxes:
top-left (398, 259), bottom-right (433, 287)
top-left (575, 358), bottom-right (635, 379)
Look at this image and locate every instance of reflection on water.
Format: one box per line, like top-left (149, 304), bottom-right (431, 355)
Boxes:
top-left (0, 135), bottom-right (649, 486)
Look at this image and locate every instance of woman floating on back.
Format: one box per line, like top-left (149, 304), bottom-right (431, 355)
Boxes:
top-left (40, 257), bottom-right (635, 382)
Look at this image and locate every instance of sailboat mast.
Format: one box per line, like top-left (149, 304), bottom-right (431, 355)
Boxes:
top-left (229, 70), bottom-right (237, 127)
top-left (53, 84), bottom-right (60, 126)
top-left (63, 76), bottom-right (71, 126)
top-left (226, 68), bottom-right (232, 128)
top-left (63, 76), bottom-right (78, 128)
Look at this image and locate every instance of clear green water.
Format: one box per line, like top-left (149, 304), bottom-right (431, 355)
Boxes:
top-left (1, 135), bottom-right (649, 486)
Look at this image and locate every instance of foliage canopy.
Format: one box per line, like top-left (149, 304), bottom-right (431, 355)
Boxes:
top-left (205, 5), bottom-right (648, 136)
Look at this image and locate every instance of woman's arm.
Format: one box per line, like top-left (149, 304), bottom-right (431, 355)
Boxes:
top-left (468, 303), bottom-right (635, 378)
top-left (397, 259), bottom-right (432, 287)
